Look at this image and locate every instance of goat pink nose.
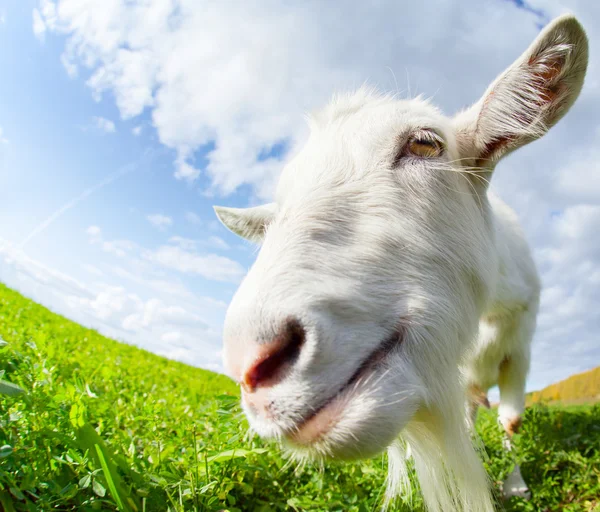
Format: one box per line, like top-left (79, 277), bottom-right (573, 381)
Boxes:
top-left (241, 319), bottom-right (305, 393)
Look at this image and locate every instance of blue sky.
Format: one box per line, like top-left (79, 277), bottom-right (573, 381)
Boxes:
top-left (0, 0), bottom-right (598, 390)
top-left (0, 0), bottom-right (258, 370)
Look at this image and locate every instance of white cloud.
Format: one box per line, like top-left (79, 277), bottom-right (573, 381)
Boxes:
top-left (0, 238), bottom-right (225, 370)
top-left (61, 53), bottom-right (77, 78)
top-left (529, 204), bottom-right (600, 390)
top-left (38, 0), bottom-right (546, 199)
top-left (207, 236), bottom-right (229, 251)
top-left (110, 265), bottom-right (194, 299)
top-left (32, 8), bottom-right (46, 41)
top-left (92, 116), bottom-right (116, 133)
top-left (101, 239), bottom-right (135, 258)
top-left (28, 0), bottom-right (600, 390)
top-left (185, 212), bottom-right (202, 225)
top-left (87, 226), bottom-right (242, 283)
top-left (162, 330), bottom-right (182, 343)
top-left (174, 159), bottom-right (200, 183)
top-left (67, 285), bottom-right (137, 321)
top-left (87, 227), bottom-right (136, 258)
top-left (122, 298), bottom-right (208, 331)
top-left (168, 236), bottom-right (197, 250)
top-left (86, 225), bottom-right (101, 237)
top-left (144, 244), bottom-right (245, 283)
top-left (169, 235), bottom-right (229, 251)
top-left (0, 239), bottom-right (91, 300)
top-left (132, 125), bottom-right (142, 136)
top-left (554, 132), bottom-right (600, 203)
top-left (554, 205), bottom-right (600, 246)
top-left (147, 213), bottom-right (173, 230)
top-left (0, 126), bottom-right (8, 145)
top-left (185, 212), bottom-right (221, 233)
top-left (82, 263), bottom-right (103, 276)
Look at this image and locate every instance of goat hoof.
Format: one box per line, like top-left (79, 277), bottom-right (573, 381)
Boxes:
top-left (503, 485), bottom-right (531, 500)
top-left (502, 467), bottom-right (531, 500)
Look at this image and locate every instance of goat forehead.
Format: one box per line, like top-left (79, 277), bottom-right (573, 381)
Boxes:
top-left (313, 95), bottom-right (446, 138)
top-left (311, 89), bottom-right (442, 126)
top-left (277, 96), bottom-right (451, 202)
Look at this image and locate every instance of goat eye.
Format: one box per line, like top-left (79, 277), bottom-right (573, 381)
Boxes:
top-left (407, 134), bottom-right (443, 158)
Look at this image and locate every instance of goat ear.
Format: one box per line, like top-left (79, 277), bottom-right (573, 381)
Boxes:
top-left (213, 203), bottom-right (276, 243)
top-left (453, 14), bottom-right (588, 172)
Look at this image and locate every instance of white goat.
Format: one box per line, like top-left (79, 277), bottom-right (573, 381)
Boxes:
top-left (214, 15), bottom-right (588, 512)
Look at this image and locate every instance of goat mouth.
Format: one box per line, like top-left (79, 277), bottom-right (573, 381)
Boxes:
top-left (286, 327), bottom-right (405, 446)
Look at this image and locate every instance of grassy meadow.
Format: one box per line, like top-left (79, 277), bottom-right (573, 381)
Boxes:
top-left (0, 282), bottom-right (598, 511)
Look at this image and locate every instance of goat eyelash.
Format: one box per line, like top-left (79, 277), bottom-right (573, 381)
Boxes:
top-left (408, 130), bottom-right (445, 156)
top-left (393, 129), bottom-right (446, 166)
top-left (411, 129), bottom-right (445, 146)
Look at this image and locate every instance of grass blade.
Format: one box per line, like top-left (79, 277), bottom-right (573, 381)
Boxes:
top-left (96, 444), bottom-right (124, 509)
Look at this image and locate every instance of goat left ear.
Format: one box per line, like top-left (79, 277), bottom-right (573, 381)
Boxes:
top-left (453, 14), bottom-right (588, 172)
top-left (214, 203), bottom-right (276, 243)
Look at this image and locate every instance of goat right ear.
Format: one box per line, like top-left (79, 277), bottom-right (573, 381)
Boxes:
top-left (214, 203), bottom-right (276, 243)
top-left (453, 14), bottom-right (588, 173)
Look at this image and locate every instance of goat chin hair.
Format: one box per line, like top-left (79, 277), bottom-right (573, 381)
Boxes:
top-left (384, 407), bottom-right (496, 512)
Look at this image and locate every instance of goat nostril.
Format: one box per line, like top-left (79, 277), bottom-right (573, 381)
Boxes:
top-left (243, 318), bottom-right (305, 392)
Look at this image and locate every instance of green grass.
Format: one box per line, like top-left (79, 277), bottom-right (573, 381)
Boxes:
top-left (0, 282), bottom-right (598, 511)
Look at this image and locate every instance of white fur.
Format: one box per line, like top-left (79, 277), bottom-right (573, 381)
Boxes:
top-left (215, 15), bottom-right (588, 512)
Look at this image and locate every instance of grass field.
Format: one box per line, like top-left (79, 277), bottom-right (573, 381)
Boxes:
top-left (0, 282), bottom-right (598, 511)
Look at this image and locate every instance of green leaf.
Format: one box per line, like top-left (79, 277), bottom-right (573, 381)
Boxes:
top-left (206, 448), bottom-right (268, 463)
top-left (86, 383), bottom-right (98, 398)
top-left (0, 380), bottom-right (24, 396)
top-left (92, 478), bottom-right (106, 497)
top-left (59, 484), bottom-right (79, 499)
top-left (0, 490), bottom-right (16, 512)
top-left (69, 402), bottom-right (86, 428)
top-left (79, 474), bottom-right (92, 489)
top-left (0, 445), bottom-right (13, 458)
top-left (9, 487), bottom-right (24, 501)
